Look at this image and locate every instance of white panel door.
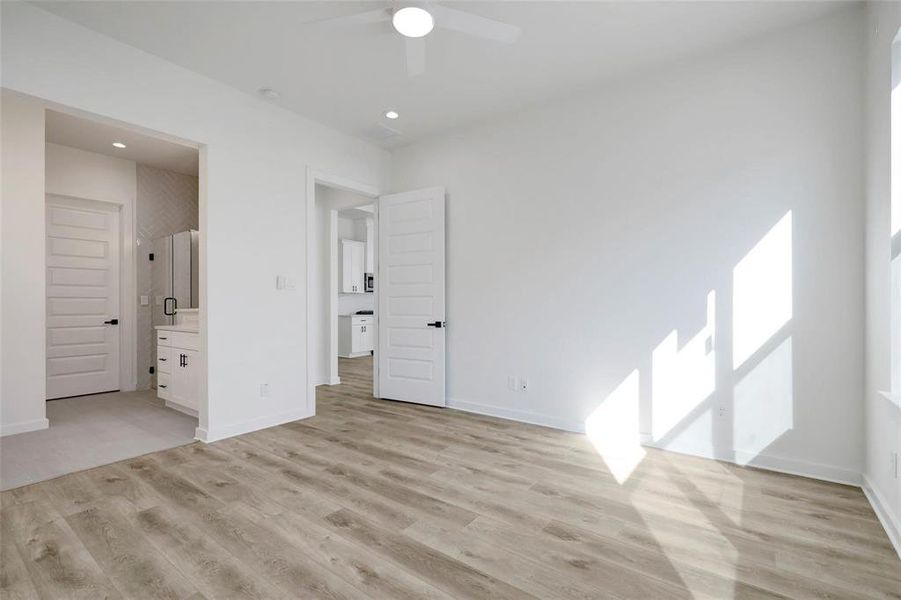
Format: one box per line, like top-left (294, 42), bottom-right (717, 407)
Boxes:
top-left (46, 196), bottom-right (120, 399)
top-left (378, 187), bottom-right (446, 406)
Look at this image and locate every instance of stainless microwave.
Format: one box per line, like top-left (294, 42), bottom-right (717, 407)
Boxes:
top-left (364, 272), bottom-right (374, 292)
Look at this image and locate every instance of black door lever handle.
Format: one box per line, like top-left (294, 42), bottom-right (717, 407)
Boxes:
top-left (426, 321), bottom-right (445, 328)
top-left (104, 319), bottom-right (119, 325)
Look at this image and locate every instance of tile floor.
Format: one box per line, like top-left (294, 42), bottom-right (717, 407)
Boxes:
top-left (0, 390), bottom-right (196, 490)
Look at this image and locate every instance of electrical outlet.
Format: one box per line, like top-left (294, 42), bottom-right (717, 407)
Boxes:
top-left (260, 383), bottom-right (271, 398)
top-left (519, 378), bottom-right (529, 392)
top-left (718, 406), bottom-right (727, 417)
top-left (507, 376), bottom-right (517, 391)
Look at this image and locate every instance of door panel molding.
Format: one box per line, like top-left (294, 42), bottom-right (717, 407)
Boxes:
top-left (377, 187), bottom-right (446, 407)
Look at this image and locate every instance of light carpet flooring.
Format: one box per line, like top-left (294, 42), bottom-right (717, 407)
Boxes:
top-left (1, 390), bottom-right (197, 491)
top-left (1, 356), bottom-right (899, 599)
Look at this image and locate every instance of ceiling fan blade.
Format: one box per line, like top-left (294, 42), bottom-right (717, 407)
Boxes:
top-left (306, 8), bottom-right (391, 29)
top-left (405, 37), bottom-right (425, 77)
top-left (429, 5), bottom-right (521, 44)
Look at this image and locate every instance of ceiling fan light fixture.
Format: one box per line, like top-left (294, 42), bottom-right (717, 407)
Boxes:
top-left (392, 6), bottom-right (434, 38)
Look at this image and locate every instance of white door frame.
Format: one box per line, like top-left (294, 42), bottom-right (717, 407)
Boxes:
top-left (305, 168), bottom-right (380, 414)
top-left (45, 193), bottom-right (136, 397)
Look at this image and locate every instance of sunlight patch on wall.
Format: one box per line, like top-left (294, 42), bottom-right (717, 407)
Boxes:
top-left (732, 212), bottom-right (792, 369)
top-left (733, 337), bottom-right (793, 465)
top-left (585, 369), bottom-right (645, 484)
top-left (651, 291), bottom-right (716, 441)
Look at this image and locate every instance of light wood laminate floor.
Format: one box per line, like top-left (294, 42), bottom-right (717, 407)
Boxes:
top-left (2, 356), bottom-right (899, 599)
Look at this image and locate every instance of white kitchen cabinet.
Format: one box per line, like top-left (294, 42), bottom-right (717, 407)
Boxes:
top-left (339, 314), bottom-right (374, 358)
top-left (341, 239), bottom-right (365, 293)
top-left (156, 326), bottom-right (200, 416)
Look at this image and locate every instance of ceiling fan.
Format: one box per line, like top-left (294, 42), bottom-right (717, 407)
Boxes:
top-left (313, 2), bottom-right (521, 77)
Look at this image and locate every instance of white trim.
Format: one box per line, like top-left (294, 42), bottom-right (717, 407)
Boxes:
top-left (1, 418), bottom-right (50, 437)
top-left (305, 168), bottom-right (380, 416)
top-left (863, 474), bottom-right (901, 560)
top-left (194, 407), bottom-right (312, 443)
top-left (449, 397), bottom-right (863, 485)
top-left (731, 451), bottom-right (861, 486)
top-left (446, 397), bottom-right (585, 433)
top-left (196, 145), bottom-right (209, 437)
top-left (638, 435), bottom-right (861, 486)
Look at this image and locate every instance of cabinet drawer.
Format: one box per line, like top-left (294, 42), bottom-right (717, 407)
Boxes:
top-left (157, 331), bottom-right (173, 347)
top-left (156, 346), bottom-right (171, 374)
top-left (353, 316), bottom-right (372, 325)
top-left (169, 331), bottom-right (199, 351)
top-left (157, 373), bottom-right (171, 400)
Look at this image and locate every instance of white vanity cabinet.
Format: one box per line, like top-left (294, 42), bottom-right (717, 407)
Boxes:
top-left (341, 239), bottom-right (365, 293)
top-left (156, 326), bottom-right (200, 416)
top-left (338, 314), bottom-right (374, 358)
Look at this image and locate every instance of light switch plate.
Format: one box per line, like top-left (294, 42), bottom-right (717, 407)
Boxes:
top-left (139, 295), bottom-right (149, 306)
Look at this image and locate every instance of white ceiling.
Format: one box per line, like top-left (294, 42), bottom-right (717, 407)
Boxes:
top-left (45, 110), bottom-right (199, 175)
top-left (37, 1), bottom-right (852, 149)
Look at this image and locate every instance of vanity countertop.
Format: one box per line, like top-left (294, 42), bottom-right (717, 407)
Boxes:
top-left (155, 324), bottom-right (200, 333)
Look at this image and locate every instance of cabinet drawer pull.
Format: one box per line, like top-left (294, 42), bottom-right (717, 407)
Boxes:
top-left (159, 384), bottom-right (167, 388)
top-left (159, 357), bottom-right (167, 361)
top-left (159, 337), bottom-right (168, 340)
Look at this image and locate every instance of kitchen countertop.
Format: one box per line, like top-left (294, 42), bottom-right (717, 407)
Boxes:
top-left (155, 324), bottom-right (200, 333)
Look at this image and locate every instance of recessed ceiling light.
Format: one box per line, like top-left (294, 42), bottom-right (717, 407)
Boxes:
top-left (392, 6), bottom-right (434, 38)
top-left (385, 110), bottom-right (399, 120)
top-left (258, 87), bottom-right (280, 99)
top-left (112, 142), bottom-right (127, 149)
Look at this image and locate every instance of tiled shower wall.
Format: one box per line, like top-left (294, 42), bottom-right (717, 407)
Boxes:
top-left (136, 165), bottom-right (198, 390)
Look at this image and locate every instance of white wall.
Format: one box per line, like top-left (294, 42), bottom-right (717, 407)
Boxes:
top-left (863, 0), bottom-right (901, 557)
top-left (46, 143), bottom-right (137, 204)
top-left (1, 3), bottom-right (390, 441)
top-left (0, 92), bottom-right (48, 435)
top-left (392, 7), bottom-right (865, 483)
top-left (311, 184), bottom-right (335, 386)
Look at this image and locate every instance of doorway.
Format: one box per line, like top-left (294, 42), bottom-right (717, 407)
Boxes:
top-left (308, 173), bottom-right (380, 405)
top-left (0, 105), bottom-right (204, 491)
top-left (307, 173), bottom-right (448, 412)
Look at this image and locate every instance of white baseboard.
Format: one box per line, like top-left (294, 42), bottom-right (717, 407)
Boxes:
top-left (195, 407), bottom-right (313, 443)
top-left (863, 474), bottom-right (901, 560)
top-left (448, 398), bottom-right (862, 485)
top-left (1, 418), bottom-right (50, 437)
top-left (638, 436), bottom-right (861, 486)
top-left (446, 397), bottom-right (584, 433)
top-left (733, 450), bottom-right (861, 486)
